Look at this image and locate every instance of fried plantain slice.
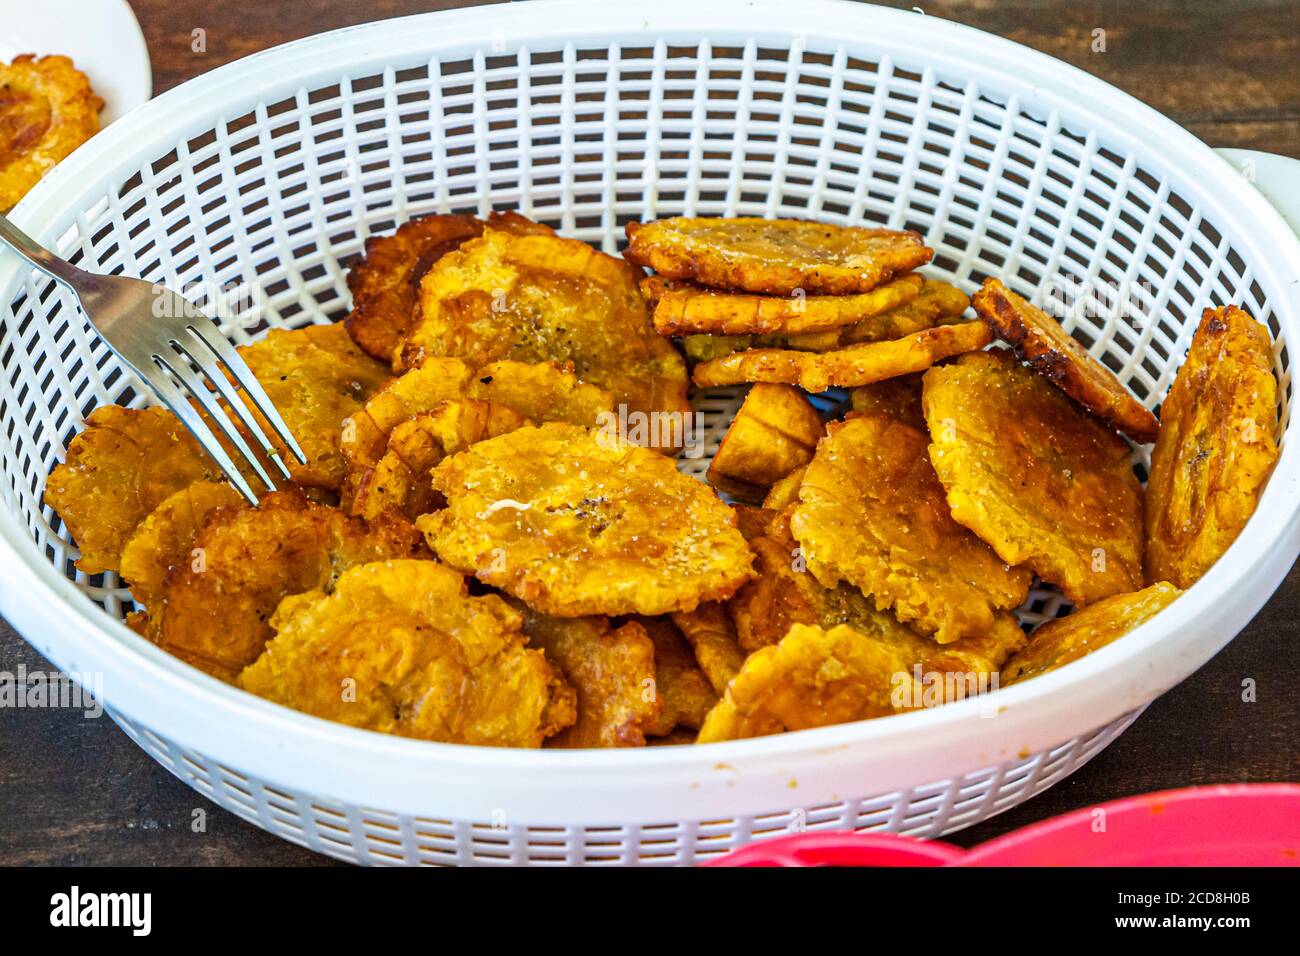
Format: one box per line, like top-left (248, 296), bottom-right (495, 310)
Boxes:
top-left (1001, 582), bottom-right (1182, 685)
top-left (731, 503), bottom-right (780, 542)
top-left (682, 333), bottom-right (773, 363)
top-left (482, 209), bottom-right (559, 237)
top-left (707, 384), bottom-right (826, 502)
top-left (1145, 306), bottom-right (1280, 588)
top-left (44, 406), bottom-right (227, 574)
top-left (156, 490), bottom-right (424, 680)
top-left (624, 217), bottom-right (933, 296)
top-left (239, 560), bottom-right (575, 746)
top-left (637, 617), bottom-right (718, 736)
top-left (339, 356), bottom-right (475, 473)
top-left (638, 273), bottom-right (695, 305)
top-left (678, 277), bottom-right (968, 362)
top-left (923, 348), bottom-right (1145, 605)
top-left (236, 323), bottom-right (391, 490)
top-left (401, 229), bottom-right (689, 446)
top-left (696, 623), bottom-right (920, 742)
top-left (651, 274), bottom-right (922, 336)
top-left (466, 359), bottom-right (615, 427)
top-left (669, 602), bottom-right (748, 696)
top-left (521, 611), bottom-right (659, 748)
top-left (119, 481), bottom-right (244, 609)
top-left (727, 514), bottom-right (815, 654)
top-left (344, 214), bottom-right (486, 362)
top-left (838, 277), bottom-right (970, 346)
top-left (349, 400), bottom-right (532, 521)
top-left (729, 511), bottom-right (1025, 673)
top-left (848, 373), bottom-right (926, 430)
top-left (0, 55), bottom-right (102, 211)
top-left (418, 423), bottom-right (755, 617)
top-left (343, 211), bottom-right (558, 363)
top-left (761, 465), bottom-right (807, 512)
top-left (973, 278), bottom-right (1160, 444)
top-left (791, 414), bottom-right (1032, 643)
top-left (691, 320), bottom-right (993, 391)
top-left (340, 358), bottom-right (613, 511)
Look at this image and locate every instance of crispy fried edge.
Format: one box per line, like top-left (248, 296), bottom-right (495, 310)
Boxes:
top-left (691, 320), bottom-right (993, 390)
top-left (344, 214), bottom-right (486, 362)
top-left (652, 274), bottom-right (923, 336)
top-left (625, 218), bottom-right (934, 296)
top-left (1144, 306), bottom-right (1280, 587)
top-left (1000, 582), bottom-right (1182, 685)
top-left (973, 278), bottom-right (1160, 444)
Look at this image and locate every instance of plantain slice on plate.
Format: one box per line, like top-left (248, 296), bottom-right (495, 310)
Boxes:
top-left (0, 54), bottom-right (103, 211)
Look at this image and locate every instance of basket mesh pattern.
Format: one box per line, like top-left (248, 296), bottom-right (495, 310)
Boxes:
top-left (111, 706), bottom-right (1142, 865)
top-left (5, 42), bottom-right (1292, 594)
top-left (1, 29), bottom-right (1292, 864)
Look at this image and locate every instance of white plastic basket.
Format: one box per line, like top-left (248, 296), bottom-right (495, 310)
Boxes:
top-left (2, 0), bottom-right (1297, 866)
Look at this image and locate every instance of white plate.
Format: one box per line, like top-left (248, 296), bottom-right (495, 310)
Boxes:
top-left (1217, 148), bottom-right (1300, 238)
top-left (0, 0), bottom-right (151, 124)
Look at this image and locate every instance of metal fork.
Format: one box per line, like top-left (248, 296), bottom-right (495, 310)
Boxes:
top-left (0, 213), bottom-right (306, 505)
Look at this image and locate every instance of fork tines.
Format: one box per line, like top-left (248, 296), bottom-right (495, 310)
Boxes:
top-left (144, 321), bottom-right (308, 506)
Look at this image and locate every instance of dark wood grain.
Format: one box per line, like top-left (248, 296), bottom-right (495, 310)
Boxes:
top-left (1, 0), bottom-right (1296, 866)
top-left (133, 0), bottom-right (1300, 157)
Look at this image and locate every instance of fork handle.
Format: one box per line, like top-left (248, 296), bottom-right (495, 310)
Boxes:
top-left (0, 214), bottom-right (88, 289)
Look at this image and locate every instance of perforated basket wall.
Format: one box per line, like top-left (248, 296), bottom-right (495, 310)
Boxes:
top-left (1, 4), bottom-right (1294, 865)
top-left (109, 706), bottom-right (1144, 865)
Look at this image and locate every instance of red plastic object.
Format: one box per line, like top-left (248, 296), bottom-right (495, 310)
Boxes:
top-left (711, 784), bottom-right (1300, 866)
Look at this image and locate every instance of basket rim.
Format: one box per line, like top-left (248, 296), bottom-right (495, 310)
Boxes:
top-left (2, 0), bottom-right (1298, 796)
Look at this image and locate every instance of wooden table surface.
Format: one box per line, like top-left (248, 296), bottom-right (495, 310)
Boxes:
top-left (1, 0), bottom-right (1296, 866)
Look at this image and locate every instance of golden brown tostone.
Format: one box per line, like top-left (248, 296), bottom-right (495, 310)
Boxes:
top-left (973, 278), bottom-right (1160, 444)
top-left (922, 348), bottom-right (1145, 606)
top-left (624, 217), bottom-right (933, 296)
top-left (1145, 306), bottom-right (1279, 588)
top-left (0, 54), bottom-right (102, 211)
